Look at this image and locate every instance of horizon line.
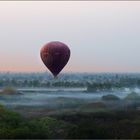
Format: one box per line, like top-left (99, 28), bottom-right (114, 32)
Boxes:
top-left (0, 71), bottom-right (140, 74)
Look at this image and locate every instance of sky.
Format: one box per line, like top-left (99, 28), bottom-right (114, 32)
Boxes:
top-left (0, 1), bottom-right (140, 73)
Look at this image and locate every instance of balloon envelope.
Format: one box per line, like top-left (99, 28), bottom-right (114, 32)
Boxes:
top-left (40, 41), bottom-right (70, 77)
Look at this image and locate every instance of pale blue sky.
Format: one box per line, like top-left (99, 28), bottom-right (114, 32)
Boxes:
top-left (0, 1), bottom-right (140, 73)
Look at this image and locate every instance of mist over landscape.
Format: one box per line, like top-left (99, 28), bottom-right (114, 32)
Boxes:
top-left (1, 1), bottom-right (140, 139)
top-left (1, 72), bottom-right (140, 138)
top-left (0, 72), bottom-right (140, 108)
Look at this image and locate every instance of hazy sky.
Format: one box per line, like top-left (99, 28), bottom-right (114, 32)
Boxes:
top-left (0, 1), bottom-right (140, 73)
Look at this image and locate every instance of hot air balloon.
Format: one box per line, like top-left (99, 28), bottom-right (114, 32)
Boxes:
top-left (40, 41), bottom-right (70, 78)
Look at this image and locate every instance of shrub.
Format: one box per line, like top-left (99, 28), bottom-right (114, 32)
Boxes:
top-left (0, 87), bottom-right (18, 94)
top-left (102, 94), bottom-right (120, 101)
top-left (124, 92), bottom-right (140, 101)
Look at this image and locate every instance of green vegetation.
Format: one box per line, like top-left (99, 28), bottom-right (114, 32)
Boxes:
top-left (0, 105), bottom-right (76, 139)
top-left (1, 73), bottom-right (140, 138)
top-left (1, 99), bottom-right (140, 138)
top-left (52, 110), bottom-right (140, 139)
top-left (1, 73), bottom-right (140, 89)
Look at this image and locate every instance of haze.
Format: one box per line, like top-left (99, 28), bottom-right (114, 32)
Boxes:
top-left (0, 1), bottom-right (140, 73)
